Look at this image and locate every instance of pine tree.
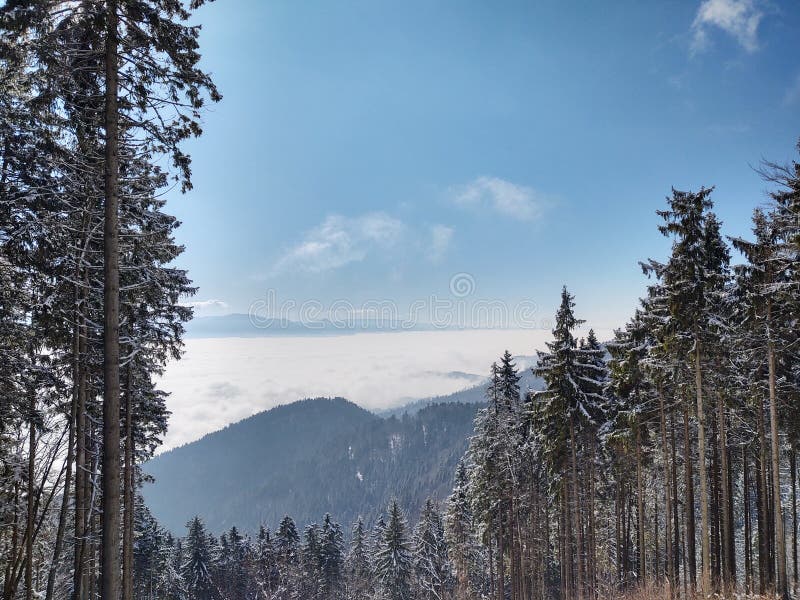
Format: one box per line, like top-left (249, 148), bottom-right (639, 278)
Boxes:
top-left (320, 514), bottom-right (345, 599)
top-left (531, 287), bottom-right (606, 600)
top-left (255, 526), bottom-right (280, 596)
top-left (277, 515), bottom-right (300, 598)
top-left (414, 499), bottom-right (451, 600)
top-left (302, 523), bottom-right (322, 599)
top-left (445, 461), bottom-right (481, 598)
top-left (642, 187), bottom-right (730, 597)
top-left (375, 500), bottom-right (414, 600)
top-left (345, 518), bottom-right (373, 600)
top-left (182, 517), bottom-right (217, 600)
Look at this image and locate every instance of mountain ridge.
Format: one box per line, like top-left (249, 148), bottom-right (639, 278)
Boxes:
top-left (142, 397), bottom-right (478, 534)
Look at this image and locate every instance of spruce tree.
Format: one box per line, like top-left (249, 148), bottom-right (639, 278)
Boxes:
top-left (642, 187), bottom-right (730, 597)
top-left (345, 518), bottom-right (373, 599)
top-left (182, 517), bottom-right (217, 600)
top-left (320, 514), bottom-right (345, 599)
top-left (375, 500), bottom-right (414, 600)
top-left (414, 499), bottom-right (451, 600)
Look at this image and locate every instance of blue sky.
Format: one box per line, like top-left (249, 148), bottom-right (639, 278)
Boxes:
top-left (168, 0), bottom-right (800, 331)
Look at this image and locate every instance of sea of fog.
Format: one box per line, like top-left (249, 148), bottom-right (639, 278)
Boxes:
top-left (158, 327), bottom-right (612, 451)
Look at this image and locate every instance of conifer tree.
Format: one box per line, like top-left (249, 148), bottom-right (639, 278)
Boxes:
top-left (345, 518), bottom-right (373, 599)
top-left (256, 525), bottom-right (280, 596)
top-left (642, 187), bottom-right (729, 597)
top-left (375, 500), bottom-right (414, 600)
top-left (320, 514), bottom-right (345, 599)
top-left (182, 517), bottom-right (218, 600)
top-left (531, 287), bottom-right (606, 600)
top-left (414, 499), bottom-right (451, 600)
top-left (445, 461), bottom-right (481, 598)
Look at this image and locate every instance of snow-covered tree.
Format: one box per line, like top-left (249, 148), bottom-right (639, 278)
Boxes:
top-left (182, 517), bottom-right (218, 600)
top-left (375, 500), bottom-right (414, 600)
top-left (414, 499), bottom-right (451, 600)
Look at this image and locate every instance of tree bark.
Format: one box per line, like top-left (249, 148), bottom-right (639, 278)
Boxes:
top-left (658, 387), bottom-right (674, 597)
top-left (757, 399), bottom-right (771, 594)
top-left (45, 381), bottom-right (76, 600)
top-left (744, 445), bottom-right (753, 594)
top-left (792, 447), bottom-right (797, 593)
top-left (122, 364), bottom-right (134, 600)
top-left (767, 331), bottom-right (788, 599)
top-left (101, 0), bottom-right (122, 597)
top-left (25, 390), bottom-right (35, 600)
top-left (570, 418), bottom-right (584, 600)
top-left (669, 409), bottom-right (681, 592)
top-left (694, 338), bottom-right (711, 598)
top-left (636, 424), bottom-right (645, 588)
top-left (716, 386), bottom-right (733, 594)
top-left (683, 403), bottom-right (697, 589)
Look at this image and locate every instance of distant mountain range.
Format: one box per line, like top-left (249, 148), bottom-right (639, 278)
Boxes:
top-left (376, 358), bottom-right (542, 416)
top-left (142, 398), bottom-right (478, 535)
top-left (142, 359), bottom-right (544, 535)
top-left (186, 313), bottom-right (446, 338)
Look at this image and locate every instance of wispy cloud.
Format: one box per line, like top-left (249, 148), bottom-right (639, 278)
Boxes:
top-left (273, 213), bottom-right (404, 274)
top-left (691, 0), bottom-right (763, 54)
top-left (784, 73), bottom-right (800, 106)
top-left (450, 176), bottom-right (546, 221)
top-left (428, 225), bottom-right (454, 263)
top-left (158, 330), bottom-right (594, 449)
top-left (207, 381), bottom-right (243, 399)
top-left (183, 299), bottom-right (231, 316)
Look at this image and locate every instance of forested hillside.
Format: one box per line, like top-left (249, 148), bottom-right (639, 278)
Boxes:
top-left (143, 398), bottom-right (479, 534)
top-left (0, 0), bottom-right (798, 599)
top-left (132, 157), bottom-right (800, 600)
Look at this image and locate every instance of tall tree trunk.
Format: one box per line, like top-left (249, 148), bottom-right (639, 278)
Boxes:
top-left (694, 338), bottom-right (711, 598)
top-left (588, 439), bottom-right (597, 600)
top-left (122, 364), bottom-right (134, 600)
top-left (615, 483), bottom-right (622, 590)
top-left (73, 257), bottom-right (89, 600)
top-left (767, 330), bottom-right (788, 599)
top-left (563, 483), bottom-right (573, 600)
top-left (716, 386), bottom-right (733, 594)
top-left (636, 425), bottom-right (645, 589)
top-left (653, 494), bottom-right (659, 579)
top-left (489, 518), bottom-right (495, 600)
top-left (3, 484), bottom-right (19, 600)
top-left (102, 0), bottom-right (122, 598)
top-left (726, 447), bottom-right (736, 585)
top-left (744, 445), bottom-right (753, 595)
top-left (669, 409), bottom-right (681, 591)
top-left (570, 418), bottom-right (584, 600)
top-left (792, 447), bottom-right (798, 594)
top-left (497, 519), bottom-right (504, 600)
top-left (45, 374), bottom-right (77, 600)
top-left (25, 391), bottom-right (35, 600)
top-left (683, 403), bottom-right (697, 588)
top-left (658, 387), bottom-right (674, 597)
top-left (757, 399), bottom-right (771, 595)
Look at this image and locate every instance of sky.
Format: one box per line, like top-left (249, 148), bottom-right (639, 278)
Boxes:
top-left (155, 0), bottom-right (800, 447)
top-left (168, 0), bottom-right (800, 331)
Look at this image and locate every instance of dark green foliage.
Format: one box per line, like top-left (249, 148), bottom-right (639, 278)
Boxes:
top-left (143, 398), bottom-right (478, 534)
top-left (374, 500), bottom-right (415, 600)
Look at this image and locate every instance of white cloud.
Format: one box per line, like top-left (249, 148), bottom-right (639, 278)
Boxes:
top-left (207, 381), bottom-right (243, 399)
top-left (429, 225), bottom-right (454, 263)
top-left (691, 0), bottom-right (763, 54)
top-left (450, 176), bottom-right (545, 221)
top-left (183, 299), bottom-right (230, 316)
top-left (273, 213), bottom-right (404, 274)
top-left (784, 73), bottom-right (800, 106)
top-left (157, 328), bottom-right (613, 450)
